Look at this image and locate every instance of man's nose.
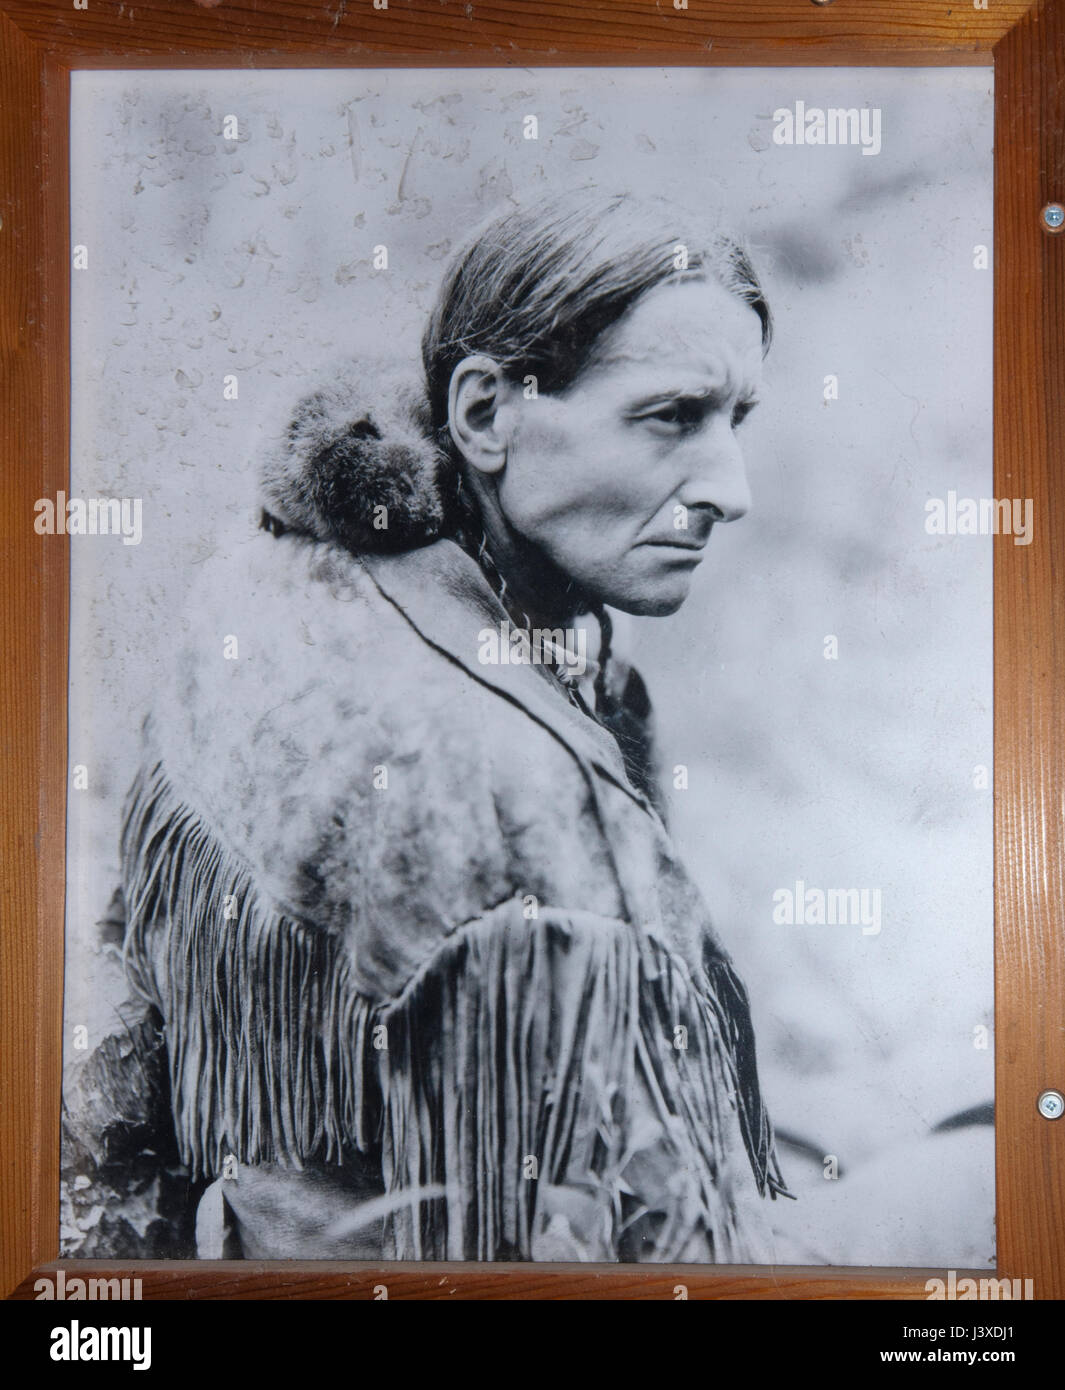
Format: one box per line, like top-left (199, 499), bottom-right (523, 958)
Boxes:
top-left (677, 418), bottom-right (752, 523)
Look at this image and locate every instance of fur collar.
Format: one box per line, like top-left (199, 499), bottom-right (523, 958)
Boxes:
top-left (259, 357), bottom-right (455, 554)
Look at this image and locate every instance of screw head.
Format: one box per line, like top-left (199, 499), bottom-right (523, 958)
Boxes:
top-left (1042, 203), bottom-right (1065, 231)
top-left (1037, 1089), bottom-right (1064, 1120)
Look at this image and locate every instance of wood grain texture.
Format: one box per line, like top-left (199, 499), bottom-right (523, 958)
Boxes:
top-left (0, 9), bottom-right (67, 1305)
top-left (993, 0), bottom-right (1065, 1299)
top-left (6, 1260), bottom-right (971, 1301)
top-left (1, 0), bottom-right (1061, 1301)
top-left (0, 0), bottom-right (1041, 66)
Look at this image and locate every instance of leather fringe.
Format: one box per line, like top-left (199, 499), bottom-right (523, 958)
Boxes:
top-left (378, 906), bottom-right (780, 1261)
top-left (120, 755), bottom-right (381, 1182)
top-left (120, 755), bottom-right (787, 1259)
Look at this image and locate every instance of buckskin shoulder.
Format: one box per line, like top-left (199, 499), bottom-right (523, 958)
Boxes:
top-left (145, 525), bottom-right (632, 1002)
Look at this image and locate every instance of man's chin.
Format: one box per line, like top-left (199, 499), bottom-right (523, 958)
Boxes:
top-left (604, 582), bottom-right (693, 618)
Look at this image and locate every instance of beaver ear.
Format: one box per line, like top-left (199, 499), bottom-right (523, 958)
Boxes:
top-left (260, 363), bottom-right (452, 553)
top-left (305, 405), bottom-right (448, 553)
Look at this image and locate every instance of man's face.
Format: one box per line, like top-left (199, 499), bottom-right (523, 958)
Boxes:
top-left (495, 277), bottom-right (764, 616)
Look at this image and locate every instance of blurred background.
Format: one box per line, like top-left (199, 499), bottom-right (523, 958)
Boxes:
top-left (65, 65), bottom-right (994, 1267)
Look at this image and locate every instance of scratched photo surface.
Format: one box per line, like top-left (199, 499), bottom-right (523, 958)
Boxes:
top-left (61, 67), bottom-right (994, 1266)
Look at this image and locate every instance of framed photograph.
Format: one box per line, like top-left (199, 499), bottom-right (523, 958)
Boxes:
top-left (3, 0), bottom-right (1063, 1304)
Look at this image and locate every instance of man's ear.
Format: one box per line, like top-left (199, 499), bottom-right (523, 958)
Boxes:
top-left (447, 355), bottom-right (512, 476)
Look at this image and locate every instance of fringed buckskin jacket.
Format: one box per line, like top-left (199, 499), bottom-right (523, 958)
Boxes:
top-left (118, 361), bottom-right (788, 1263)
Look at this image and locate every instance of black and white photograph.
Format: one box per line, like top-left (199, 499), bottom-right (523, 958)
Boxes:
top-left (57, 64), bottom-right (995, 1267)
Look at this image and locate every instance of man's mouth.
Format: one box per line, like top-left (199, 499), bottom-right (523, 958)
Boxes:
top-left (639, 537), bottom-right (710, 552)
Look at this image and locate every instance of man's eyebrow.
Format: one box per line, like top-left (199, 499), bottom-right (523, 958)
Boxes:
top-left (625, 380), bottom-right (761, 407)
top-left (587, 347), bottom-right (643, 369)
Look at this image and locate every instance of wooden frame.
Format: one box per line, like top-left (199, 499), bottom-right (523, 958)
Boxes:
top-left (2, 0), bottom-right (1061, 1302)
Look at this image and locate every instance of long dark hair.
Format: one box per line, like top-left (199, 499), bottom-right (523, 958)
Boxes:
top-left (259, 188), bottom-right (772, 586)
top-left (421, 186), bottom-right (772, 456)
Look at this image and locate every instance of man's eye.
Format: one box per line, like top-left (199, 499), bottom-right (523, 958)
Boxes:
top-left (642, 397), bottom-right (759, 431)
top-left (647, 400), bottom-right (705, 428)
